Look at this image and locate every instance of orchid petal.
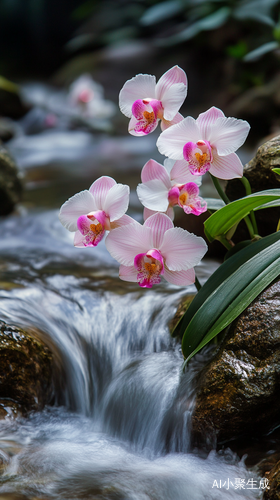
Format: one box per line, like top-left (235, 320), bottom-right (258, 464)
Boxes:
top-left (110, 214), bottom-right (136, 229)
top-left (160, 112), bottom-right (184, 131)
top-left (89, 176), bottom-right (116, 209)
top-left (119, 74), bottom-right (156, 118)
top-left (141, 159), bottom-right (171, 188)
top-left (59, 190), bottom-right (96, 232)
top-left (144, 212), bottom-right (174, 248)
top-left (170, 159), bottom-right (202, 186)
top-left (77, 214), bottom-right (91, 235)
top-left (73, 230), bottom-right (87, 248)
top-left (160, 83), bottom-right (187, 121)
top-left (157, 117), bottom-right (200, 160)
top-left (155, 66), bottom-right (187, 102)
top-left (119, 264), bottom-right (138, 283)
top-left (137, 179), bottom-right (169, 212)
top-left (196, 106), bottom-right (225, 140)
top-left (160, 227), bottom-right (207, 271)
top-left (129, 115), bottom-right (159, 136)
top-left (143, 206), bottom-right (174, 221)
top-left (103, 183), bottom-right (130, 221)
top-left (208, 116), bottom-right (250, 156)
top-left (210, 152), bottom-right (244, 180)
top-left (164, 267), bottom-right (195, 286)
top-left (105, 222), bottom-right (153, 266)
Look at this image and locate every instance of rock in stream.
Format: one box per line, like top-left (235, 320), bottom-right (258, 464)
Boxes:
top-left (0, 320), bottom-right (54, 417)
top-left (191, 279), bottom-right (280, 447)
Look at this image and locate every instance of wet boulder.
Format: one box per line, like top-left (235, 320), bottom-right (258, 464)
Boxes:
top-left (191, 279), bottom-right (280, 447)
top-left (226, 135), bottom-right (280, 239)
top-left (0, 320), bottom-right (54, 416)
top-left (0, 146), bottom-right (23, 215)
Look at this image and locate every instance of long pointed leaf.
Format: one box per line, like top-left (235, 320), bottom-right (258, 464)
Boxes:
top-left (180, 235), bottom-right (280, 359)
top-left (185, 255), bottom-right (280, 363)
top-left (204, 189), bottom-right (280, 241)
top-left (173, 232), bottom-right (280, 338)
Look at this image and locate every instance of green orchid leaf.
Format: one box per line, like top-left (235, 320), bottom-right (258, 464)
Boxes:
top-left (178, 233), bottom-right (280, 363)
top-left (184, 255), bottom-right (280, 364)
top-left (204, 189), bottom-right (280, 242)
top-left (272, 168), bottom-right (280, 175)
top-left (243, 41), bottom-right (279, 61)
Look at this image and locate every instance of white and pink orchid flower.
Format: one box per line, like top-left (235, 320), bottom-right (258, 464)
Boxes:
top-left (105, 212), bottom-right (207, 288)
top-left (59, 176), bottom-right (132, 247)
top-left (119, 66), bottom-right (187, 136)
top-left (137, 158), bottom-right (206, 220)
top-left (157, 106), bottom-right (250, 180)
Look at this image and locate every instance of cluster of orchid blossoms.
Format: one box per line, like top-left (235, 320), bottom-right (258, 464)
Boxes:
top-left (59, 66), bottom-right (251, 289)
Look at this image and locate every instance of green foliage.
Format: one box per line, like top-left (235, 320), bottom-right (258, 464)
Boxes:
top-left (173, 232), bottom-right (280, 364)
top-left (204, 189), bottom-right (280, 242)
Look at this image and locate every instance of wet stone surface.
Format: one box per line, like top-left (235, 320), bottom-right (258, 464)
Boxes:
top-left (0, 320), bottom-right (54, 415)
top-left (0, 146), bottom-right (22, 215)
top-left (191, 279), bottom-right (280, 448)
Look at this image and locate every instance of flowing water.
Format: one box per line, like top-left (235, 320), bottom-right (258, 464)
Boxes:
top-left (0, 209), bottom-right (262, 500)
top-left (0, 100), bottom-right (263, 498)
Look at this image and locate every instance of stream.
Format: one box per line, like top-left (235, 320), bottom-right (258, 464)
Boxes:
top-left (0, 97), bottom-right (263, 499)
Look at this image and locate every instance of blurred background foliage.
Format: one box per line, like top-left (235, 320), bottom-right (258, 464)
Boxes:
top-left (0, 0), bottom-right (280, 140)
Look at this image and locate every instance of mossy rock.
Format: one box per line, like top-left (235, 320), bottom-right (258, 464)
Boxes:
top-left (226, 135), bottom-right (280, 240)
top-left (0, 146), bottom-right (23, 215)
top-left (0, 320), bottom-right (54, 415)
top-left (191, 279), bottom-right (280, 447)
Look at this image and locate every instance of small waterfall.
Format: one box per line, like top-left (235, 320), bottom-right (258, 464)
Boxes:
top-left (0, 210), bottom-right (261, 499)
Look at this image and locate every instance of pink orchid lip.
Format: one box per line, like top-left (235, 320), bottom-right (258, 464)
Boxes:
top-left (134, 249), bottom-right (164, 288)
top-left (77, 214), bottom-right (105, 247)
top-left (168, 186), bottom-right (180, 206)
top-left (183, 140), bottom-right (212, 175)
top-left (177, 182), bottom-right (207, 216)
top-left (87, 210), bottom-right (111, 231)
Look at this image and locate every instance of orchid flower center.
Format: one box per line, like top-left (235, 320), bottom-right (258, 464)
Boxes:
top-left (77, 210), bottom-right (109, 247)
top-left (134, 249), bottom-right (164, 288)
top-left (177, 182), bottom-right (207, 216)
top-left (131, 99), bottom-right (163, 135)
top-left (183, 140), bottom-right (213, 175)
top-left (179, 191), bottom-right (188, 205)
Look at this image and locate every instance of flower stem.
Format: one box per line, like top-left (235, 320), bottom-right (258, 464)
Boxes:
top-left (240, 176), bottom-right (259, 235)
top-left (195, 276), bottom-right (202, 291)
top-left (210, 174), bottom-right (230, 204)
